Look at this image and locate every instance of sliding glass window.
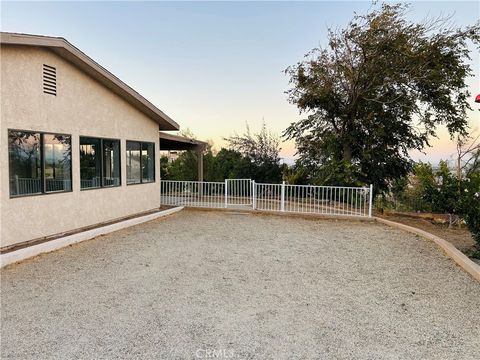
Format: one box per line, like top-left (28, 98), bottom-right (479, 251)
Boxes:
top-left (80, 137), bottom-right (120, 189)
top-left (79, 137), bottom-right (101, 188)
top-left (103, 139), bottom-right (121, 187)
top-left (126, 141), bottom-right (155, 184)
top-left (126, 141), bottom-right (141, 184)
top-left (8, 130), bottom-right (72, 197)
top-left (43, 134), bottom-right (72, 193)
top-left (142, 142), bottom-right (155, 183)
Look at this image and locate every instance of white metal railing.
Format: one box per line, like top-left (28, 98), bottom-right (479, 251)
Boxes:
top-left (10, 177), bottom-right (42, 195)
top-left (80, 177), bottom-right (120, 188)
top-left (161, 179), bottom-right (373, 217)
top-left (160, 180), bottom-right (225, 208)
top-left (45, 178), bottom-right (72, 192)
top-left (226, 179), bottom-right (253, 206)
top-left (10, 176), bottom-right (72, 195)
top-left (104, 177), bottom-right (120, 187)
top-left (81, 178), bottom-right (101, 189)
top-left (255, 181), bottom-right (372, 217)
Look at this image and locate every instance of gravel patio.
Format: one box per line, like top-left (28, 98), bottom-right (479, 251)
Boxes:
top-left (1, 209), bottom-right (479, 359)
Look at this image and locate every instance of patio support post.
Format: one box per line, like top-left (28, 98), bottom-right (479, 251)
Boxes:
top-left (197, 149), bottom-right (204, 198)
top-left (15, 175), bottom-right (19, 195)
top-left (224, 179), bottom-right (228, 208)
top-left (368, 184), bottom-right (373, 217)
top-left (197, 150), bottom-right (203, 182)
top-left (252, 180), bottom-right (256, 210)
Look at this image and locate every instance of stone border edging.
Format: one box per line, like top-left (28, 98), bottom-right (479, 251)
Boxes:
top-left (1, 206), bottom-right (184, 269)
top-left (375, 216), bottom-right (480, 282)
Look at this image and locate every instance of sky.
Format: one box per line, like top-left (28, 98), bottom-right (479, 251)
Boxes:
top-left (1, 1), bottom-right (479, 165)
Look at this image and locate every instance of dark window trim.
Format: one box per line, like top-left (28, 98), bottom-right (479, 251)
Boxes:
top-left (79, 136), bottom-right (122, 191)
top-left (126, 140), bottom-right (156, 185)
top-left (8, 128), bottom-right (73, 199)
top-left (141, 141), bottom-right (156, 184)
top-left (102, 138), bottom-right (122, 188)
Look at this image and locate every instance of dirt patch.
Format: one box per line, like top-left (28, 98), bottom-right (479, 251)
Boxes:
top-left (376, 213), bottom-right (476, 250)
top-left (2, 209), bottom-right (480, 359)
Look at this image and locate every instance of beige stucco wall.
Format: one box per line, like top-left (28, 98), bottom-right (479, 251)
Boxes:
top-left (1, 45), bottom-right (161, 248)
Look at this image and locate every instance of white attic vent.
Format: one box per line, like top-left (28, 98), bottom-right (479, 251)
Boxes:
top-left (43, 64), bottom-right (57, 96)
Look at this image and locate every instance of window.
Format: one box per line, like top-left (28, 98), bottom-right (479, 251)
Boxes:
top-left (80, 137), bottom-right (120, 189)
top-left (9, 130), bottom-right (72, 197)
top-left (142, 142), bottom-right (155, 182)
top-left (126, 141), bottom-right (155, 184)
top-left (102, 139), bottom-right (121, 187)
top-left (126, 141), bottom-right (140, 184)
top-left (44, 134), bottom-right (72, 192)
top-left (79, 137), bottom-right (101, 188)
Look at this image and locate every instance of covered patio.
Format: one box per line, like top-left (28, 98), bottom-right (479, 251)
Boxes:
top-left (159, 132), bottom-right (207, 181)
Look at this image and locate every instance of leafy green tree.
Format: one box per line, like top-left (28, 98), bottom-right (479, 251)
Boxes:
top-left (160, 155), bottom-right (171, 179)
top-left (422, 161), bottom-right (458, 213)
top-left (282, 164), bottom-right (309, 185)
top-left (167, 151), bottom-right (198, 180)
top-left (208, 149), bottom-right (251, 180)
top-left (459, 146), bottom-right (480, 244)
top-left (461, 170), bottom-right (480, 244)
top-left (284, 3), bottom-right (480, 193)
top-left (225, 123), bottom-right (283, 183)
top-left (378, 158), bottom-right (479, 244)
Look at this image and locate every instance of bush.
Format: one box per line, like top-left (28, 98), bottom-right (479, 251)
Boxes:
top-left (376, 159), bottom-right (479, 245)
top-left (460, 172), bottom-right (480, 245)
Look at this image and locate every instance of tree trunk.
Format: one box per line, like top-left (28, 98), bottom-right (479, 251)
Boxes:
top-left (343, 143), bottom-right (352, 162)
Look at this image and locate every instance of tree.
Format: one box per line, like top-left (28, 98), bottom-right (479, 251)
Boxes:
top-left (460, 169), bottom-right (480, 245)
top-left (163, 150), bottom-right (198, 181)
top-left (422, 161), bottom-right (458, 214)
top-left (210, 148), bottom-right (253, 180)
top-left (284, 3), bottom-right (480, 193)
top-left (456, 132), bottom-right (480, 179)
top-left (225, 122), bottom-right (283, 183)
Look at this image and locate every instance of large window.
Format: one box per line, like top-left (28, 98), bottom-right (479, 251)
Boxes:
top-left (126, 141), bottom-right (155, 184)
top-left (80, 137), bottom-right (120, 189)
top-left (9, 130), bottom-right (72, 197)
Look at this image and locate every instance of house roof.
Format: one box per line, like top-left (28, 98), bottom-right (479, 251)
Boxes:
top-left (159, 132), bottom-right (207, 151)
top-left (0, 32), bottom-right (179, 131)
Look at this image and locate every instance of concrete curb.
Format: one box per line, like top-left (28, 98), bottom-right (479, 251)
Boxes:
top-left (375, 216), bottom-right (480, 282)
top-left (1, 206), bottom-right (184, 268)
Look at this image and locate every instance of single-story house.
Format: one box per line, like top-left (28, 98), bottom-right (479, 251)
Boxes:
top-left (1, 32), bottom-right (206, 252)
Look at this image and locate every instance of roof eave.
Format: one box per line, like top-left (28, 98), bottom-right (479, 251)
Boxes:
top-left (159, 131), bottom-right (207, 151)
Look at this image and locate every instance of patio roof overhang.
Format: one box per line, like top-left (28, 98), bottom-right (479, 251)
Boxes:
top-left (159, 132), bottom-right (208, 181)
top-left (159, 132), bottom-right (207, 151)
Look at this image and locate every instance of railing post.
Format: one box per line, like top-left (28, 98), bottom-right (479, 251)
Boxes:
top-left (15, 175), bottom-right (19, 195)
top-left (224, 179), bottom-right (228, 208)
top-left (281, 181), bottom-right (285, 212)
top-left (252, 180), bottom-right (256, 210)
top-left (368, 184), bottom-right (373, 217)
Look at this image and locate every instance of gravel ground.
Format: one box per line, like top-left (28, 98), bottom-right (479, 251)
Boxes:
top-left (1, 209), bottom-right (480, 359)
top-left (376, 213), bottom-right (476, 252)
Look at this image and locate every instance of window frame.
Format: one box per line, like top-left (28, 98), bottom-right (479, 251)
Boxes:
top-left (8, 128), bottom-right (73, 198)
top-left (126, 140), bottom-right (156, 185)
top-left (79, 136), bottom-right (122, 191)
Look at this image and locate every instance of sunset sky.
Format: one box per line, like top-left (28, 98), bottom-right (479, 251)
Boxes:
top-left (2, 1), bottom-right (479, 165)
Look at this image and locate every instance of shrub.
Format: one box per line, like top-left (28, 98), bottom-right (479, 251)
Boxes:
top-left (460, 173), bottom-right (480, 245)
